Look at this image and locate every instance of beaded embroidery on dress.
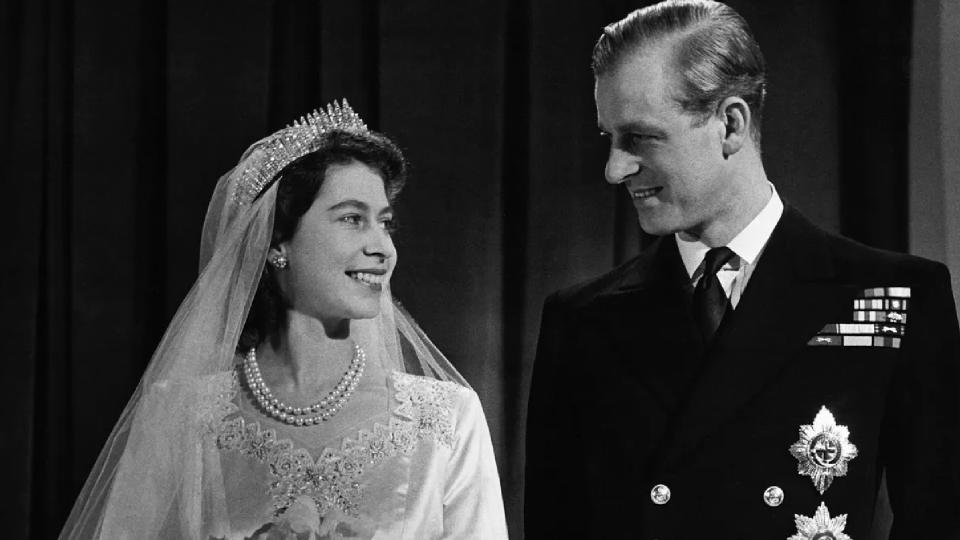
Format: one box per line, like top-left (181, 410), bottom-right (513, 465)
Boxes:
top-left (209, 371), bottom-right (458, 527)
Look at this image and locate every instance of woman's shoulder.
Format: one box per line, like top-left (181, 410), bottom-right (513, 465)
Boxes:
top-left (388, 371), bottom-right (481, 445)
top-left (146, 370), bottom-right (240, 430)
top-left (389, 371), bottom-right (476, 410)
top-left (148, 369), bottom-right (237, 396)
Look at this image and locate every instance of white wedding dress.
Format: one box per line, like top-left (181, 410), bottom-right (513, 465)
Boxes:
top-left (198, 363), bottom-right (507, 539)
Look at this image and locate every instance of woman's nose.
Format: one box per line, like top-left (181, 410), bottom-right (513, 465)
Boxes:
top-left (364, 227), bottom-right (396, 262)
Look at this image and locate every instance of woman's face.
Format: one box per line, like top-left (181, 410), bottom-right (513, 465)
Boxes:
top-left (274, 160), bottom-right (397, 324)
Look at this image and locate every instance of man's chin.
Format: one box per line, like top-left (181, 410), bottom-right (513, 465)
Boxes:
top-left (636, 216), bottom-right (678, 237)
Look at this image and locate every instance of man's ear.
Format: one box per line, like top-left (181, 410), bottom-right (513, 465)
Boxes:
top-left (718, 96), bottom-right (751, 158)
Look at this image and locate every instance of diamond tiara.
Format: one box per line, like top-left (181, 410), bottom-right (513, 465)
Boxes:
top-left (233, 99), bottom-right (369, 205)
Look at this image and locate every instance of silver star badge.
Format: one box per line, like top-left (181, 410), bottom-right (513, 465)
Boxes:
top-left (789, 406), bottom-right (858, 494)
top-left (787, 502), bottom-right (852, 540)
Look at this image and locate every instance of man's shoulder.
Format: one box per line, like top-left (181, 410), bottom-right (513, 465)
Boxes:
top-left (801, 212), bottom-right (948, 283)
top-left (545, 207), bottom-right (952, 308)
top-left (545, 242), bottom-right (662, 310)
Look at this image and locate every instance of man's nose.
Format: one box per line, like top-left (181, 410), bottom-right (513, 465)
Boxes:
top-left (605, 147), bottom-right (640, 185)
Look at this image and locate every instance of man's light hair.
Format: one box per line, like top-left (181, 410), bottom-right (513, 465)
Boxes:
top-left (593, 0), bottom-right (767, 144)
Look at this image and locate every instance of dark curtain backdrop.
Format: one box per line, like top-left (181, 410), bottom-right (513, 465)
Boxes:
top-left (1, 1), bottom-right (912, 538)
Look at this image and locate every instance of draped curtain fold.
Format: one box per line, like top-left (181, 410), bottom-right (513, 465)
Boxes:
top-left (1, 1), bottom-right (911, 538)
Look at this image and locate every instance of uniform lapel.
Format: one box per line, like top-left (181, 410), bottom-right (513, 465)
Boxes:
top-left (583, 237), bottom-right (704, 415)
top-left (651, 206), bottom-right (845, 470)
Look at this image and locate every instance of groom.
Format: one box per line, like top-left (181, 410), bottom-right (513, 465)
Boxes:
top-left (524, 1), bottom-right (960, 538)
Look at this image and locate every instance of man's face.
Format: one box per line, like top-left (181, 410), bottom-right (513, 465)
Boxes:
top-left (596, 45), bottom-right (734, 239)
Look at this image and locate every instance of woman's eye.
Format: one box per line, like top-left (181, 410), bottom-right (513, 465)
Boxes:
top-left (380, 218), bottom-right (398, 234)
top-left (341, 214), bottom-right (363, 226)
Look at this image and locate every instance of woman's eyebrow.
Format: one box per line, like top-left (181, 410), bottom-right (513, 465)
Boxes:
top-left (328, 199), bottom-right (394, 216)
top-left (327, 199), bottom-right (368, 212)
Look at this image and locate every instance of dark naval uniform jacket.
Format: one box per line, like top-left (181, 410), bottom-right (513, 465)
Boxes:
top-left (524, 205), bottom-right (960, 539)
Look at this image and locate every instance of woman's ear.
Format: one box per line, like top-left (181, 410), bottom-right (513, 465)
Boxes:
top-left (718, 96), bottom-right (751, 159)
top-left (267, 245), bottom-right (289, 270)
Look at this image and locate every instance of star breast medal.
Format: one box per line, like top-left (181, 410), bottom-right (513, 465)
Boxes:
top-left (788, 502), bottom-right (852, 540)
top-left (789, 406), bottom-right (858, 494)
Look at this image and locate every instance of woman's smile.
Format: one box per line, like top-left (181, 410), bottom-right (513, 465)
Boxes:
top-left (346, 270), bottom-right (386, 291)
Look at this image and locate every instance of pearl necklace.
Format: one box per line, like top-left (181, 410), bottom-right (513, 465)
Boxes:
top-left (242, 344), bottom-right (366, 426)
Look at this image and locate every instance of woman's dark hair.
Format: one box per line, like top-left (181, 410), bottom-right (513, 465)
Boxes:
top-left (237, 129), bottom-right (407, 352)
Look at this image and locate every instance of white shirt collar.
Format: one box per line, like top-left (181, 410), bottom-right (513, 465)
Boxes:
top-left (676, 184), bottom-right (784, 278)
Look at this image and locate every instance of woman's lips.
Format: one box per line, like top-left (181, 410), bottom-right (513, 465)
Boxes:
top-left (631, 186), bottom-right (663, 200)
top-left (346, 271), bottom-right (385, 291)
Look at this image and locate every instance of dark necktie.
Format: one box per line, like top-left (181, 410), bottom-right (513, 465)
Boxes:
top-left (693, 246), bottom-right (736, 343)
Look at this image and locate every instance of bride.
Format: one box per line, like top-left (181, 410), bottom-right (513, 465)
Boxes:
top-left (60, 101), bottom-right (508, 539)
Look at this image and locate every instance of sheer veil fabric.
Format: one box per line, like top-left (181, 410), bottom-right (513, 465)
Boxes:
top-left (60, 126), bottom-right (471, 539)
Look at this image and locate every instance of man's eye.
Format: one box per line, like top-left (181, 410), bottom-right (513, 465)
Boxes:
top-left (623, 133), bottom-right (654, 150)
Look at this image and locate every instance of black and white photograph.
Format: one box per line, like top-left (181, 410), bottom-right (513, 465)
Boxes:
top-left (3, 1), bottom-right (959, 538)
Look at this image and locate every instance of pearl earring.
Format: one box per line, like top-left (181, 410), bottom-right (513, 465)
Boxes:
top-left (269, 254), bottom-right (288, 269)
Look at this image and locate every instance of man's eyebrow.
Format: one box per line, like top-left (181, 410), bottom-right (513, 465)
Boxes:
top-left (608, 120), bottom-right (667, 135)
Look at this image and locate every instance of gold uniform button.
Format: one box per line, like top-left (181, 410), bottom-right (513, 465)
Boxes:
top-left (763, 485), bottom-right (784, 507)
top-left (650, 483), bottom-right (671, 505)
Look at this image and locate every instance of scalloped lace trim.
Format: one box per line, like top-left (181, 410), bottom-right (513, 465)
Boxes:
top-left (199, 371), bottom-right (240, 431)
top-left (207, 371), bottom-right (458, 519)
